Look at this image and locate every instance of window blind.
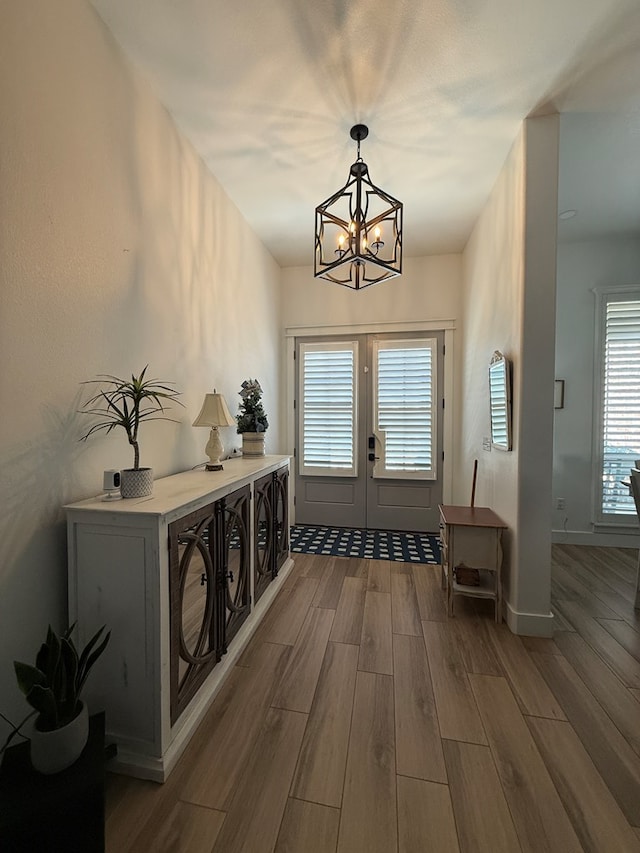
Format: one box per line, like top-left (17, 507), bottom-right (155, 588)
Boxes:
top-left (374, 341), bottom-right (436, 478)
top-left (601, 299), bottom-right (640, 514)
top-left (299, 342), bottom-right (357, 475)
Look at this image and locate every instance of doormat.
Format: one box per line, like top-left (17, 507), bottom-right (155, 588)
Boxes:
top-left (289, 525), bottom-right (441, 564)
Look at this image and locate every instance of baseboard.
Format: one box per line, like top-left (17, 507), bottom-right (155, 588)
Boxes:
top-left (504, 599), bottom-right (555, 637)
top-left (107, 751), bottom-right (165, 783)
top-left (552, 528), bottom-right (640, 548)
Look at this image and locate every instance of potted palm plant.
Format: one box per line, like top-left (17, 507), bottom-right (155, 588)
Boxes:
top-left (236, 378), bottom-right (268, 457)
top-left (79, 366), bottom-right (183, 497)
top-left (13, 623), bottom-right (110, 774)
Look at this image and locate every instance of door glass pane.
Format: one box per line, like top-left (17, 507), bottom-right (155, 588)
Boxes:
top-left (299, 341), bottom-right (358, 476)
top-left (373, 339), bottom-right (437, 479)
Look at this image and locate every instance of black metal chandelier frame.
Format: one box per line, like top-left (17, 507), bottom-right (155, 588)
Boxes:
top-left (314, 124), bottom-right (403, 290)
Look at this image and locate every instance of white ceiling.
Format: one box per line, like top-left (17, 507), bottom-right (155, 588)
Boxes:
top-left (90, 0), bottom-right (640, 266)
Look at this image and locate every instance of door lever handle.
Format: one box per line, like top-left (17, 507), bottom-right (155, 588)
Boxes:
top-left (368, 452), bottom-right (379, 462)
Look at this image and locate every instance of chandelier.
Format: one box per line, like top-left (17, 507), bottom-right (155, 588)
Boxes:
top-left (314, 124), bottom-right (403, 290)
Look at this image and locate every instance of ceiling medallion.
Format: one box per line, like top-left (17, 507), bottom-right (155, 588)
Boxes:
top-left (314, 124), bottom-right (403, 290)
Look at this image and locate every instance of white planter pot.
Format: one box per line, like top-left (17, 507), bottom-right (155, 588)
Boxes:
top-left (30, 701), bottom-right (89, 774)
top-left (242, 432), bottom-right (265, 457)
top-left (120, 467), bottom-right (153, 498)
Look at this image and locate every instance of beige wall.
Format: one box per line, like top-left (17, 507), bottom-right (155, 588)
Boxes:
top-left (461, 131), bottom-right (524, 517)
top-left (281, 255), bottom-right (462, 330)
top-left (462, 115), bottom-right (559, 635)
top-left (0, 1), bottom-right (282, 731)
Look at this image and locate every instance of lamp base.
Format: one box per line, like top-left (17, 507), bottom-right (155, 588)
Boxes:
top-left (203, 427), bottom-right (226, 472)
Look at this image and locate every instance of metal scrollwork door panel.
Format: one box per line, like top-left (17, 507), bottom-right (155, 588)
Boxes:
top-left (169, 503), bottom-right (222, 723)
top-left (273, 467), bottom-right (289, 574)
top-left (254, 472), bottom-right (275, 603)
top-left (221, 484), bottom-right (251, 649)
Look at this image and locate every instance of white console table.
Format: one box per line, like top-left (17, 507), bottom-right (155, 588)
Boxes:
top-left (65, 455), bottom-right (292, 782)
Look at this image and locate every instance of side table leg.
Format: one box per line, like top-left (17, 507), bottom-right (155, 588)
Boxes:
top-left (496, 534), bottom-right (504, 623)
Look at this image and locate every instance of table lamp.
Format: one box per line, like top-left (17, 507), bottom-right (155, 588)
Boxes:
top-left (193, 391), bottom-right (236, 470)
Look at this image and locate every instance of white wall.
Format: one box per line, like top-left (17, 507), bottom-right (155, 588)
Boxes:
top-left (461, 115), bottom-right (559, 635)
top-left (554, 236), bottom-right (640, 544)
top-left (0, 1), bottom-right (282, 739)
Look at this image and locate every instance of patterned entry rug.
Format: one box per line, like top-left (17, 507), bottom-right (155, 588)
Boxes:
top-left (289, 525), bottom-right (441, 565)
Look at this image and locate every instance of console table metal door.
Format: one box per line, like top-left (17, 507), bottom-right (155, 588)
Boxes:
top-left (221, 484), bottom-right (251, 648)
top-left (439, 504), bottom-right (507, 622)
top-left (254, 472), bottom-right (276, 603)
top-left (273, 466), bottom-right (290, 574)
top-left (169, 500), bottom-right (222, 724)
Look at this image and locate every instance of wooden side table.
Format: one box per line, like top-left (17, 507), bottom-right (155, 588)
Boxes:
top-left (0, 713), bottom-right (110, 853)
top-left (439, 504), bottom-right (507, 622)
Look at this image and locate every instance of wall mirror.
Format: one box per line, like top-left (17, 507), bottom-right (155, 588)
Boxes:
top-left (489, 350), bottom-right (512, 451)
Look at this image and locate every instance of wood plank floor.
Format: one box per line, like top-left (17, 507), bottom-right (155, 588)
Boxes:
top-left (105, 545), bottom-right (640, 852)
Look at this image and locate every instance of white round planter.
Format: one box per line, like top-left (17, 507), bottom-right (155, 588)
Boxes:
top-left (30, 701), bottom-right (89, 774)
top-left (120, 467), bottom-right (153, 498)
top-left (241, 432), bottom-right (265, 457)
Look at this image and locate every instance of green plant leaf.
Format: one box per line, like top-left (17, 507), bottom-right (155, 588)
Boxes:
top-left (76, 626), bottom-right (110, 693)
top-left (40, 626), bottom-right (61, 686)
top-left (13, 621), bottom-right (110, 732)
top-left (60, 637), bottom-right (78, 706)
top-left (13, 661), bottom-right (46, 697)
top-left (78, 367), bottom-right (184, 469)
top-left (28, 685), bottom-right (58, 731)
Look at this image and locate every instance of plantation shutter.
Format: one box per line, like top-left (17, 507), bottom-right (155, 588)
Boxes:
top-left (372, 339), bottom-right (437, 480)
top-left (299, 341), bottom-right (358, 477)
top-left (601, 298), bottom-right (640, 515)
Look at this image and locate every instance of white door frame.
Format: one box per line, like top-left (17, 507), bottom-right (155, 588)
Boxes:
top-left (285, 319), bottom-right (456, 525)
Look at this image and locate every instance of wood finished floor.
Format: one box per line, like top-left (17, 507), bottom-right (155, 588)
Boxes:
top-left (105, 545), bottom-right (640, 852)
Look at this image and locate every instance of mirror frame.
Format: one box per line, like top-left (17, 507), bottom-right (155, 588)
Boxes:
top-left (489, 350), bottom-right (512, 451)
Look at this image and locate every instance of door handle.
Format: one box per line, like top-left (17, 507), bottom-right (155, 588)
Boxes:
top-left (368, 452), bottom-right (379, 462)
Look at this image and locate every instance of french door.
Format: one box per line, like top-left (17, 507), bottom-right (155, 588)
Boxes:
top-left (294, 332), bottom-right (444, 532)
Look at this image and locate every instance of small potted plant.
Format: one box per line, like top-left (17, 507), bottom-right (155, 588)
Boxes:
top-left (236, 378), bottom-right (268, 457)
top-left (79, 365), bottom-right (183, 497)
top-left (13, 623), bottom-right (110, 774)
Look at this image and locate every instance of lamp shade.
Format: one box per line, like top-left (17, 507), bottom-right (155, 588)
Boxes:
top-left (192, 393), bottom-right (235, 428)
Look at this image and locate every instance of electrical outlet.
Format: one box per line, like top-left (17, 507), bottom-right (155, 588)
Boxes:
top-left (482, 437), bottom-right (491, 451)
top-left (556, 497), bottom-right (565, 510)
